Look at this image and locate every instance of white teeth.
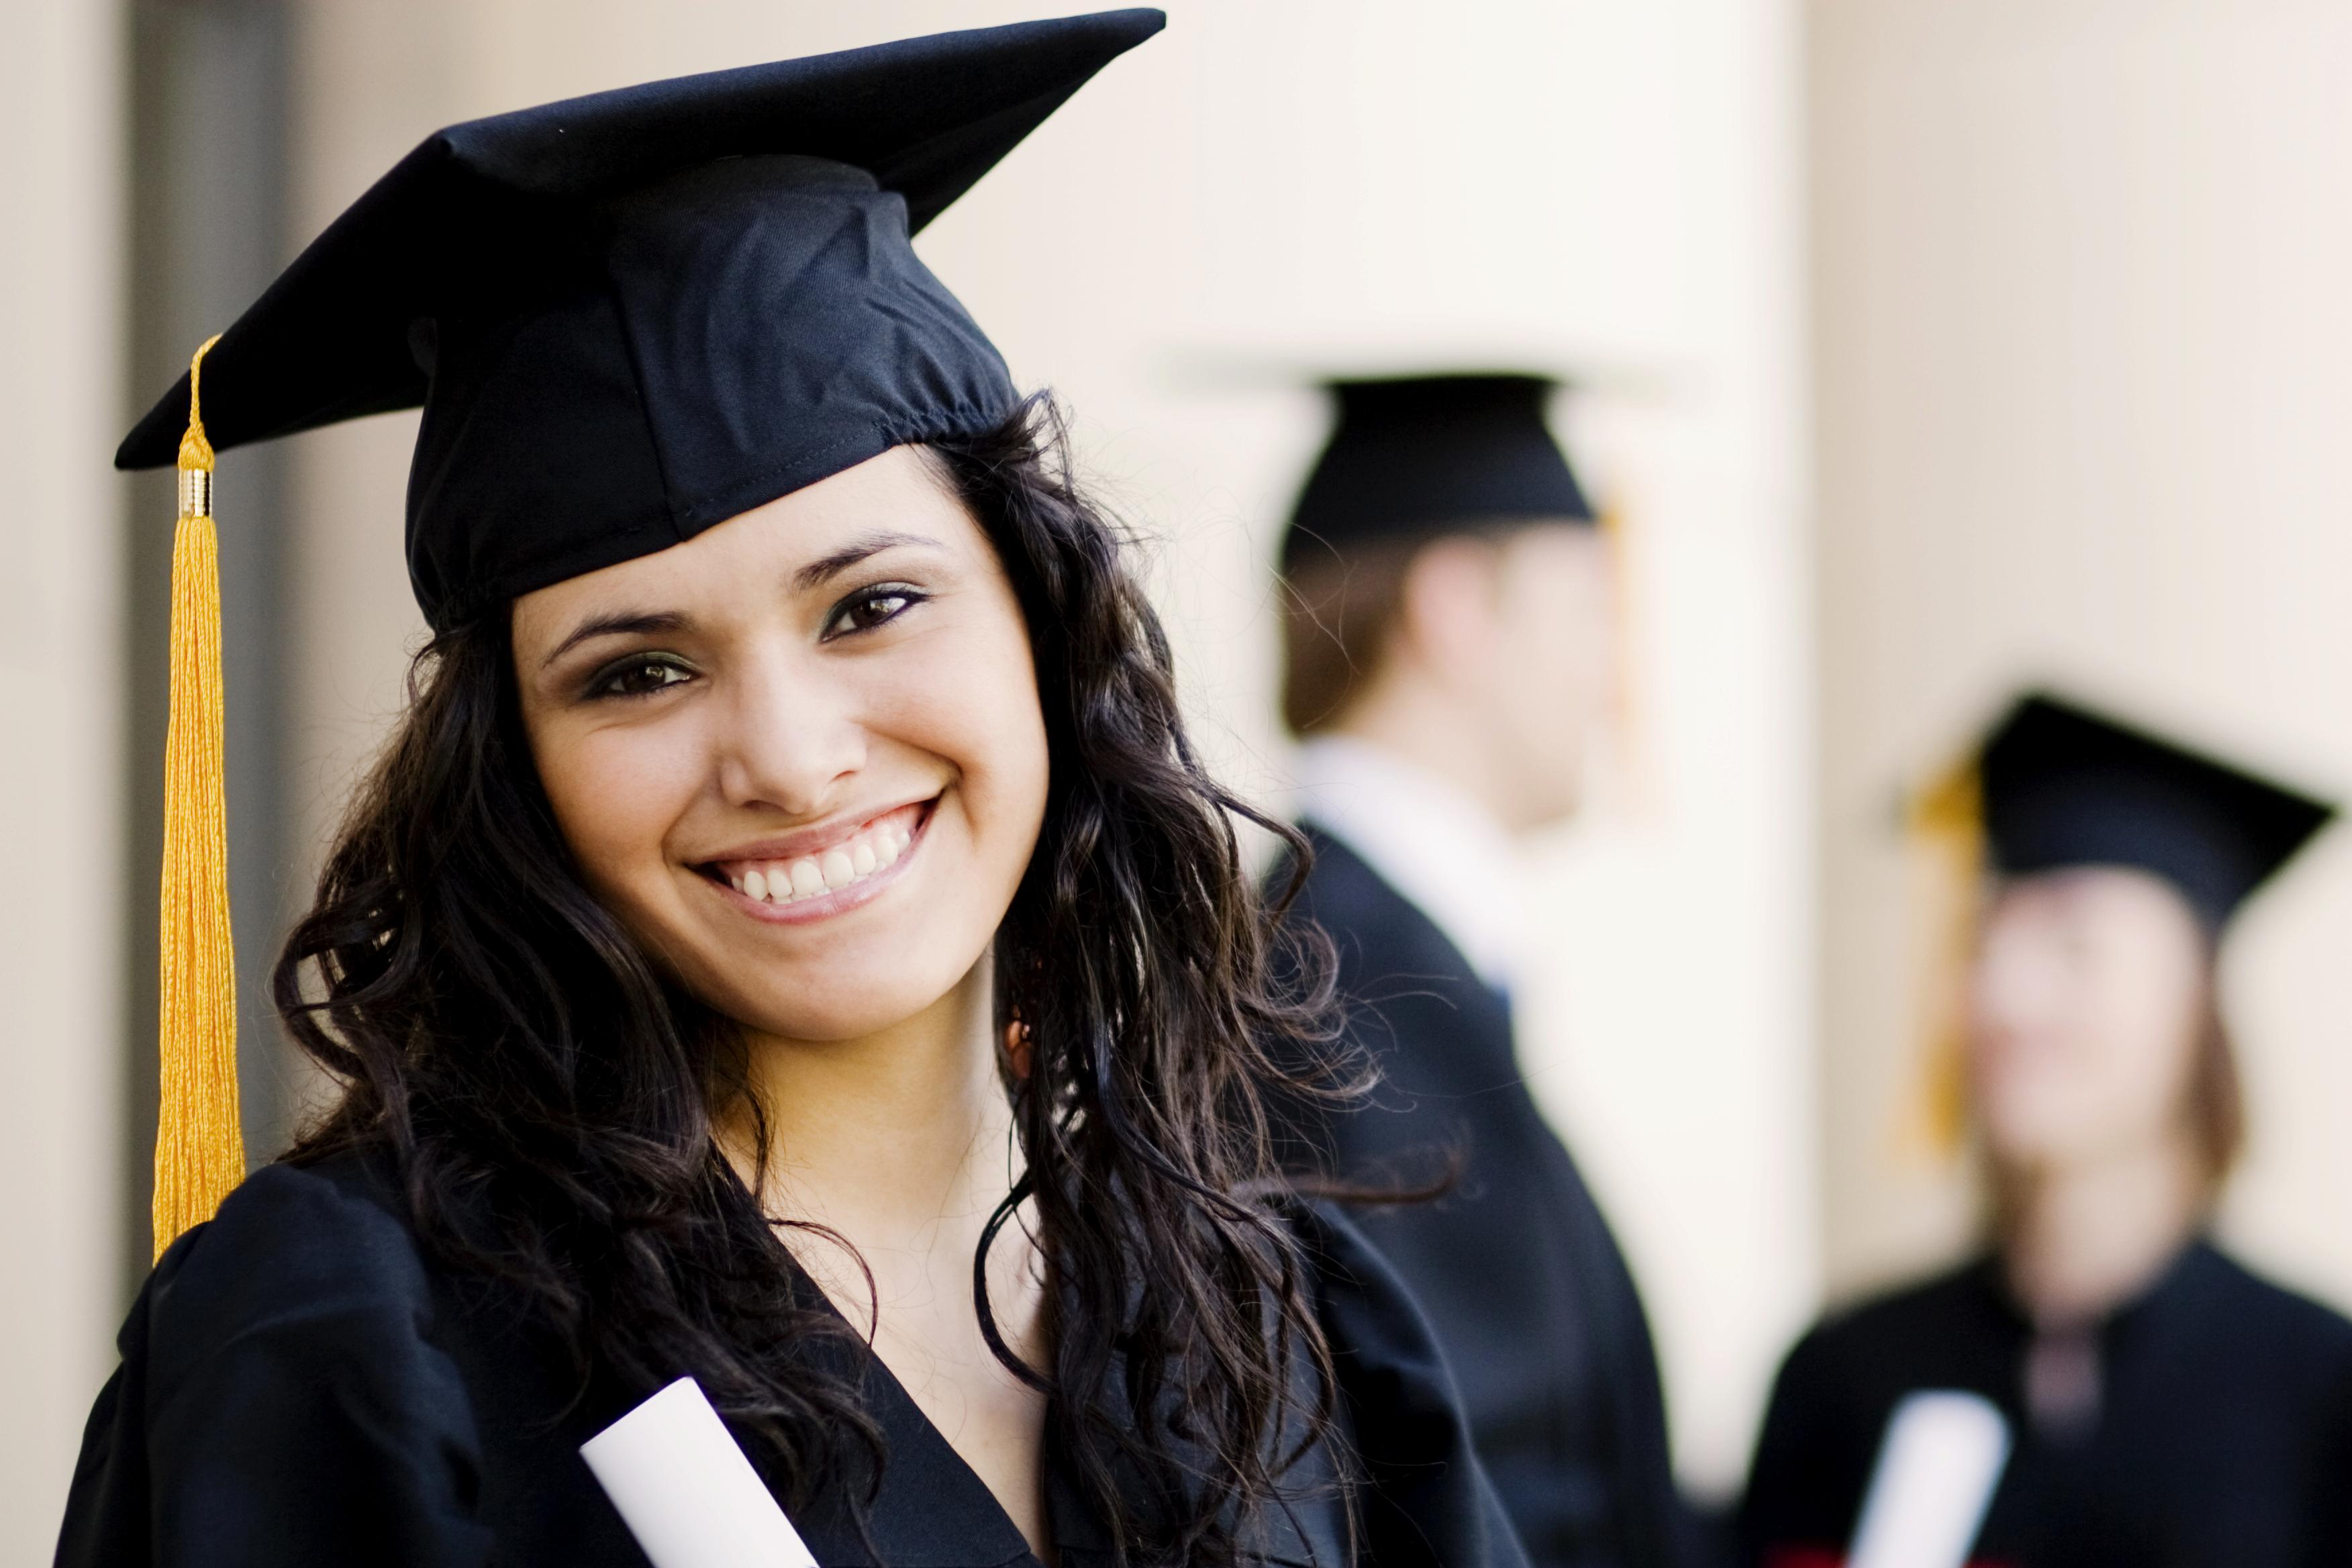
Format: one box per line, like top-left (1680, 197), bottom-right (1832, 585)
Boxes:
top-left (727, 815), bottom-right (918, 908)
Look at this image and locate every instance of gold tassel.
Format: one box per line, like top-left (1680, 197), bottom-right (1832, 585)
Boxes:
top-left (154, 334), bottom-right (244, 1259)
top-left (1903, 756), bottom-right (1983, 1157)
top-left (1598, 496), bottom-right (1657, 818)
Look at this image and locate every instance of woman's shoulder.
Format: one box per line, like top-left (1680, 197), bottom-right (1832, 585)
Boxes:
top-left (1283, 1195), bottom-right (1534, 1568)
top-left (2173, 1240), bottom-right (2352, 1367)
top-left (1741, 1259), bottom-right (2012, 1545)
top-left (58, 1154), bottom-right (497, 1567)
top-left (144, 1154), bottom-right (434, 1358)
top-left (1286, 1195), bottom-right (1452, 1368)
top-left (1793, 1256), bottom-right (2003, 1363)
top-left (1753, 1255), bottom-right (2014, 1438)
top-left (1285, 1193), bottom-right (1405, 1294)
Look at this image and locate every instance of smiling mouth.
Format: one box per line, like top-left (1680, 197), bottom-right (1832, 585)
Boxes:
top-left (699, 800), bottom-right (928, 908)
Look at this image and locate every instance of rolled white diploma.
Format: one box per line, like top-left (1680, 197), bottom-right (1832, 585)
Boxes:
top-left (581, 1377), bottom-right (818, 1568)
top-left (1845, 1390), bottom-right (2012, 1568)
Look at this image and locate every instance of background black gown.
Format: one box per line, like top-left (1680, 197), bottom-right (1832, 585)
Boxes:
top-left (1739, 1242), bottom-right (2352, 1568)
top-left (1268, 829), bottom-right (1689, 1568)
top-left (56, 1154), bottom-right (1528, 1568)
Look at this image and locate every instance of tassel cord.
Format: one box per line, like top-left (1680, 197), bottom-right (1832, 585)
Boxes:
top-left (154, 334), bottom-right (244, 1259)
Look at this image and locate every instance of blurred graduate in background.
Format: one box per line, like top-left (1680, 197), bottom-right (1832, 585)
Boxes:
top-left (1266, 375), bottom-right (1700, 1568)
top-left (1741, 693), bottom-right (2352, 1568)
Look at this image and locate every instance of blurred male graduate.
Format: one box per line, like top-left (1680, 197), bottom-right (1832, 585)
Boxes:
top-left (1267, 375), bottom-right (1698, 1568)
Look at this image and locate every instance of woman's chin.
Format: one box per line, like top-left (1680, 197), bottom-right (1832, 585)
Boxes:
top-left (709, 975), bottom-right (973, 1046)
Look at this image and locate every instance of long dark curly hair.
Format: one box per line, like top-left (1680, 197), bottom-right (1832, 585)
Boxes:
top-left (274, 394), bottom-right (1353, 1565)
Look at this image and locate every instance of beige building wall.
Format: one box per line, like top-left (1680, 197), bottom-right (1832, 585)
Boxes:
top-left (1811, 0), bottom-right (2352, 1310)
top-left (285, 0), bottom-right (1816, 1493)
top-left (1, 0), bottom-right (124, 1554)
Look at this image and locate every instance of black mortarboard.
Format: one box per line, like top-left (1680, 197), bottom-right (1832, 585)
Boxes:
top-left (1281, 373), bottom-right (1594, 566)
top-left (118, 11), bottom-right (1161, 1256)
top-left (117, 9), bottom-right (1165, 630)
top-left (1975, 692), bottom-right (2335, 929)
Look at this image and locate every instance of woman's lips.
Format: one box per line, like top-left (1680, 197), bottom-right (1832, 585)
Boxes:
top-left (702, 800), bottom-right (928, 920)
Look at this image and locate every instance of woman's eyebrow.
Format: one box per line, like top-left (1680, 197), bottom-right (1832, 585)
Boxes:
top-left (539, 609), bottom-right (693, 671)
top-left (792, 530), bottom-right (942, 592)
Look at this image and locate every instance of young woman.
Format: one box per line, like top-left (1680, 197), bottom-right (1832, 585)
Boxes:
top-left (57, 16), bottom-right (1522, 1568)
top-left (1741, 693), bottom-right (2352, 1568)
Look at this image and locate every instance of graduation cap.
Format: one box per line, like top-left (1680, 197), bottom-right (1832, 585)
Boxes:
top-left (1973, 692), bottom-right (2335, 930)
top-left (123, 11), bottom-right (1163, 1256)
top-left (1281, 373), bottom-right (1594, 567)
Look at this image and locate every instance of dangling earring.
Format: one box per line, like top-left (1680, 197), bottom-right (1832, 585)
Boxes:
top-left (1003, 1011), bottom-right (1034, 1081)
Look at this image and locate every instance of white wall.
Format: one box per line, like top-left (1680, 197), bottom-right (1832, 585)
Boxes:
top-left (0, 0), bottom-right (124, 1556)
top-left (1812, 0), bottom-right (2352, 1310)
top-left (289, 0), bottom-right (1816, 1493)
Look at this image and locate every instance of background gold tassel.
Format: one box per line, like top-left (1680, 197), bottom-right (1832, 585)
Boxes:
top-left (1904, 757), bottom-right (1984, 1157)
top-left (1598, 496), bottom-right (1657, 818)
top-left (153, 334), bottom-right (244, 1259)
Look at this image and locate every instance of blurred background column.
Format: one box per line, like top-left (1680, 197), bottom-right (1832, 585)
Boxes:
top-left (1810, 0), bottom-right (2352, 1305)
top-left (1, 0), bottom-right (126, 1552)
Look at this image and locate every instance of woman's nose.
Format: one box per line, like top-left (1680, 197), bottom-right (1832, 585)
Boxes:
top-left (715, 651), bottom-right (869, 817)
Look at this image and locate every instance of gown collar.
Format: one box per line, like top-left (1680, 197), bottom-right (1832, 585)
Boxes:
top-left (775, 1244), bottom-right (1341, 1567)
top-left (1971, 1234), bottom-right (2219, 1341)
top-left (1291, 734), bottom-right (1526, 989)
top-left (769, 1297), bottom-right (1038, 1568)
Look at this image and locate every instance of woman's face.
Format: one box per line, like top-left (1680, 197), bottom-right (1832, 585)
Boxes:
top-left (1965, 866), bottom-right (2209, 1174)
top-left (511, 446), bottom-right (1049, 1043)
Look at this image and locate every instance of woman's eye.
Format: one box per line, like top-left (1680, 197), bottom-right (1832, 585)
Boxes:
top-left (828, 587), bottom-right (922, 638)
top-left (590, 656), bottom-right (694, 699)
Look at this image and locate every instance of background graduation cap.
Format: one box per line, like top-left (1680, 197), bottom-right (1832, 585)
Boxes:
top-left (1273, 370), bottom-right (1660, 800)
top-left (123, 10), bottom-right (1163, 1257)
top-left (1281, 372), bottom-right (1596, 567)
top-left (1973, 691), bottom-right (2335, 930)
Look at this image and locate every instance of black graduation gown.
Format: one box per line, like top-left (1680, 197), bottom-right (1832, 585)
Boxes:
top-left (56, 1155), bottom-right (1528, 1568)
top-left (1738, 1242), bottom-right (2352, 1568)
top-left (1268, 828), bottom-right (1686, 1568)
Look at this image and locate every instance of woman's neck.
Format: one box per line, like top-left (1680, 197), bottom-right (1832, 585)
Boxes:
top-left (1999, 1134), bottom-right (2204, 1327)
top-left (730, 961), bottom-right (1016, 1263)
top-left (725, 961), bottom-right (1052, 1556)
